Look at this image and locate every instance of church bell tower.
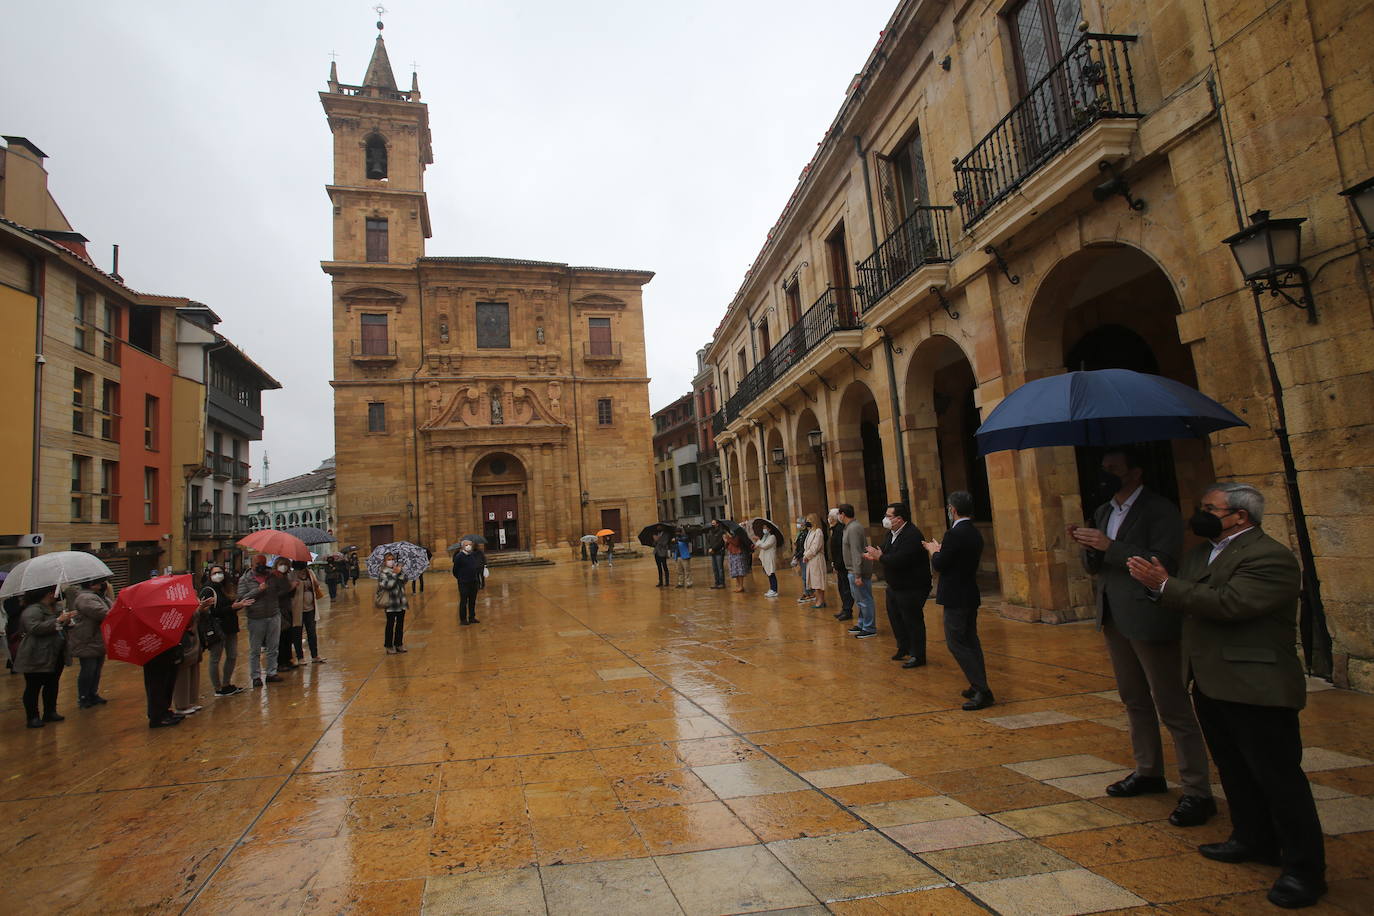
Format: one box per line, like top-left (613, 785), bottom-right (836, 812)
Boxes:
top-left (319, 17), bottom-right (432, 266)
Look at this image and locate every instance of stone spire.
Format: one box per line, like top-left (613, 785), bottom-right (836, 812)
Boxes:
top-left (362, 31), bottom-right (397, 90)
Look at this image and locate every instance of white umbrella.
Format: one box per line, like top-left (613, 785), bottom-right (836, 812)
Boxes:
top-left (0, 551), bottom-right (113, 599)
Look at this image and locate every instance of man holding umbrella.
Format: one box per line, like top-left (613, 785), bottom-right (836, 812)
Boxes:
top-left (704, 520), bottom-right (726, 588)
top-left (1070, 447), bottom-right (1214, 827)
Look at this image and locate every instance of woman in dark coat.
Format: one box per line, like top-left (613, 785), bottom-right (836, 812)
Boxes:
top-left (68, 578), bottom-right (112, 708)
top-left (206, 564), bottom-right (248, 696)
top-left (14, 588), bottom-right (74, 728)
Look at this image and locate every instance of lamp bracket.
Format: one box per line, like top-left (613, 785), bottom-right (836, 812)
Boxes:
top-left (983, 243), bottom-right (1020, 284)
top-left (1095, 161), bottom-right (1146, 212)
top-left (838, 346), bottom-right (871, 371)
top-left (793, 382), bottom-right (817, 403)
top-left (1251, 265), bottom-right (1317, 324)
top-left (808, 368), bottom-right (836, 392)
top-left (779, 261), bottom-right (810, 290)
top-left (930, 285), bottom-right (959, 320)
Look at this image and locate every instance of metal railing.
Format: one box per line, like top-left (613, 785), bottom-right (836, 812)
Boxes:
top-left (711, 411), bottom-right (725, 436)
top-left (234, 460), bottom-right (251, 484)
top-left (723, 286), bottom-right (860, 423)
top-left (953, 33), bottom-right (1141, 229)
top-left (857, 206), bottom-right (953, 310)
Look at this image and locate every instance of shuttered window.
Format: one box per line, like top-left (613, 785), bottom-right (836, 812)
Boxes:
top-left (367, 402), bottom-right (386, 433)
top-left (365, 218), bottom-right (388, 262)
top-left (360, 313), bottom-right (389, 355)
top-left (588, 317), bottom-right (612, 355)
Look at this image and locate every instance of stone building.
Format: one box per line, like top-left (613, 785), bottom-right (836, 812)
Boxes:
top-left (704, 1), bottom-right (1374, 688)
top-left (692, 346), bottom-right (728, 524)
top-left (651, 393), bottom-right (702, 526)
top-left (322, 26), bottom-right (656, 560)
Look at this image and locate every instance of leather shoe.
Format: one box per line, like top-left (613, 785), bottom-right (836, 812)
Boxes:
top-left (1105, 773), bottom-right (1168, 797)
top-left (962, 688), bottom-right (995, 710)
top-left (891, 651), bottom-right (907, 661)
top-left (1267, 874), bottom-right (1327, 908)
top-left (42, 713), bottom-right (65, 722)
top-left (961, 687), bottom-right (977, 699)
top-left (1169, 794), bottom-right (1217, 827)
top-left (902, 658), bottom-right (926, 669)
top-left (26, 717), bottom-right (44, 729)
top-left (834, 612), bottom-right (854, 621)
top-left (1198, 839), bottom-right (1282, 866)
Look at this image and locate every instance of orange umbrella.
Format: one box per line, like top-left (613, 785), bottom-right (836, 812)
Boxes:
top-left (237, 529), bottom-right (311, 561)
top-left (596, 528), bottom-right (615, 537)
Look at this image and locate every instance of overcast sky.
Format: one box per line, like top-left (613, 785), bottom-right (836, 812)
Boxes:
top-left (4, 0), bottom-right (898, 481)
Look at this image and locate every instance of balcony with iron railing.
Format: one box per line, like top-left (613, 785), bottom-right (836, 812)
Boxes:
top-left (711, 411), bottom-right (725, 436)
top-left (953, 33), bottom-right (1142, 236)
top-left (234, 460), bottom-right (252, 485)
top-left (722, 286), bottom-right (861, 425)
top-left (856, 206), bottom-right (954, 311)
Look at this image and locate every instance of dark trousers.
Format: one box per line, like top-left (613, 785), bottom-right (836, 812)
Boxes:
top-left (77, 655), bottom-right (105, 701)
top-left (654, 555), bottom-right (670, 585)
top-left (1192, 687), bottom-right (1325, 879)
top-left (710, 553), bottom-right (725, 586)
top-left (278, 622), bottom-right (302, 666)
top-left (326, 580), bottom-right (338, 599)
top-left (766, 572), bottom-right (778, 592)
top-left (411, 574), bottom-right (425, 593)
top-left (22, 667), bottom-right (62, 719)
top-left (942, 605), bottom-right (989, 691)
top-left (297, 611), bottom-right (319, 658)
top-left (835, 568), bottom-right (854, 612)
top-left (143, 648), bottom-right (178, 724)
top-left (886, 588), bottom-right (927, 660)
top-left (458, 581), bottom-right (479, 622)
top-left (384, 610), bottom-right (406, 648)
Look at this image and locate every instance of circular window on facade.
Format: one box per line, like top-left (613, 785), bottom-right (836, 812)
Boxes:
top-left (489, 458), bottom-right (508, 476)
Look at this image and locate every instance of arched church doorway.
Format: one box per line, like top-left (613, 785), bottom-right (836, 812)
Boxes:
top-left (472, 452), bottom-right (527, 551)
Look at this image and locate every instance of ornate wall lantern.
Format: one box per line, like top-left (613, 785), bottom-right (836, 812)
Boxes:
top-left (1339, 177), bottom-right (1374, 241)
top-left (771, 447), bottom-right (785, 466)
top-left (1221, 210), bottom-right (1316, 323)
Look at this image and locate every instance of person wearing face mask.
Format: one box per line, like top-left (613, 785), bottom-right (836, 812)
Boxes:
top-left (206, 565), bottom-right (249, 696)
top-left (923, 492), bottom-right (993, 710)
top-left (68, 578), bottom-right (113, 709)
top-left (237, 554), bottom-right (296, 688)
top-left (791, 519), bottom-right (813, 603)
top-left (827, 508), bottom-right (854, 620)
top-left (451, 540), bottom-right (484, 625)
top-left (289, 560), bottom-right (325, 665)
top-left (14, 587), bottom-right (74, 728)
top-left (864, 502), bottom-right (932, 668)
top-left (745, 525), bottom-right (769, 595)
top-left (377, 553), bottom-right (409, 652)
top-left (1127, 483), bottom-right (1325, 909)
top-left (801, 512), bottom-right (828, 609)
top-left (704, 520), bottom-right (726, 588)
top-left (275, 559), bottom-right (305, 672)
top-left (1069, 448), bottom-right (1213, 827)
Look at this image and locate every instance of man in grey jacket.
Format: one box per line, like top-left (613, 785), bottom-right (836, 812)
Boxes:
top-left (1070, 447), bottom-right (1214, 827)
top-left (838, 504), bottom-right (877, 638)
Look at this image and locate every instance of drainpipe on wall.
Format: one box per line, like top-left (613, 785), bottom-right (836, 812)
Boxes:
top-left (876, 327), bottom-right (910, 508)
top-left (32, 254), bottom-right (46, 541)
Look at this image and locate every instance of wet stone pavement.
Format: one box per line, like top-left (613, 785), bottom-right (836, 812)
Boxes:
top-left (2, 558), bottom-right (1373, 914)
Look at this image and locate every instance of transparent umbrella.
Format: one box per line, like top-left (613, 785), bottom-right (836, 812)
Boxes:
top-left (0, 551), bottom-right (113, 599)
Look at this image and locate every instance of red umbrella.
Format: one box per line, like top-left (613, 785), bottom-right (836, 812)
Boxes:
top-left (237, 529), bottom-right (311, 561)
top-left (102, 574), bottom-right (202, 666)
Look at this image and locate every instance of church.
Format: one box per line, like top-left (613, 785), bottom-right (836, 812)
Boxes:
top-left (321, 23), bottom-right (656, 559)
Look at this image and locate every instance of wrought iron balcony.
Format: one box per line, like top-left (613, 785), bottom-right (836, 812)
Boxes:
top-left (857, 206), bottom-right (953, 310)
top-left (953, 33), bottom-right (1141, 229)
top-left (711, 411), bottom-right (725, 436)
top-left (722, 286), bottom-right (860, 424)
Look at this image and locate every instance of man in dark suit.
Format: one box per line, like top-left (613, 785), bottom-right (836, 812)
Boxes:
top-left (1128, 482), bottom-right (1325, 909)
top-left (1071, 447), bottom-right (1214, 827)
top-left (923, 491), bottom-right (992, 710)
top-left (863, 502), bottom-right (930, 668)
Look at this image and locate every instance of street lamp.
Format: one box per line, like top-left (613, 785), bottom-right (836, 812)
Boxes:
top-left (807, 428), bottom-right (825, 457)
top-left (199, 499), bottom-right (212, 517)
top-left (771, 447), bottom-right (785, 466)
top-left (1221, 210), bottom-right (1316, 323)
top-left (1339, 176), bottom-right (1374, 241)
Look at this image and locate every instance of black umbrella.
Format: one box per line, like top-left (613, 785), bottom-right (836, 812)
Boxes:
top-left (748, 518), bottom-right (783, 543)
top-left (282, 526), bottom-right (334, 546)
top-left (637, 522), bottom-right (675, 548)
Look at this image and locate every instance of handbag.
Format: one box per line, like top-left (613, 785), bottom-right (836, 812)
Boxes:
top-left (311, 573), bottom-right (325, 601)
top-left (373, 587), bottom-right (390, 610)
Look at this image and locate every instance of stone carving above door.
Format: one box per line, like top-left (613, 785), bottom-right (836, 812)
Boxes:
top-left (420, 382), bottom-right (568, 430)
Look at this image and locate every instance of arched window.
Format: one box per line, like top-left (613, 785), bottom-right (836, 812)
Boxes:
top-left (365, 133), bottom-right (388, 180)
top-left (289, 512), bottom-right (299, 526)
top-left (275, 513), bottom-right (286, 527)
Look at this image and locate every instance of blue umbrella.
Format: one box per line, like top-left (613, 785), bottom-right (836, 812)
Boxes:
top-left (975, 369), bottom-right (1247, 456)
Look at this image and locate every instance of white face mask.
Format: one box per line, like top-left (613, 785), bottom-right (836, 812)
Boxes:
top-left (277, 565), bottom-right (289, 574)
top-left (461, 546), bottom-right (473, 554)
top-left (384, 559), bottom-right (394, 567)
top-left (881, 516), bottom-right (894, 530)
top-left (211, 573), bottom-right (225, 583)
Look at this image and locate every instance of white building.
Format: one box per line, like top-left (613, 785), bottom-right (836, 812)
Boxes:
top-left (246, 457), bottom-right (339, 555)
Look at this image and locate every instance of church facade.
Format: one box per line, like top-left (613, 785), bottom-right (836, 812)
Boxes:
top-left (321, 28), bottom-right (656, 560)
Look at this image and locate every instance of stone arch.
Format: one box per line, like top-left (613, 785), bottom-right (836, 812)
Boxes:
top-left (764, 426), bottom-right (787, 523)
top-left (792, 407), bottom-right (828, 521)
top-left (834, 380), bottom-right (887, 524)
top-left (364, 131), bottom-right (388, 180)
top-left (470, 451), bottom-right (529, 551)
top-left (724, 446), bottom-right (742, 518)
top-left (743, 439), bottom-right (762, 520)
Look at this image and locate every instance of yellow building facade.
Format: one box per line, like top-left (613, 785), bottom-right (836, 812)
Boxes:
top-left (706, 0), bottom-right (1374, 687)
top-left (322, 30), bottom-right (657, 560)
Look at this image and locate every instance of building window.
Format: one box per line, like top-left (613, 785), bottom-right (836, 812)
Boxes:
top-left (365, 218), bottom-right (388, 262)
top-left (144, 395), bottom-right (159, 450)
top-left (71, 456), bottom-right (90, 521)
top-left (737, 348), bottom-right (748, 379)
top-left (364, 133), bottom-right (388, 180)
top-left (757, 317), bottom-right (771, 356)
top-left (72, 369), bottom-right (93, 435)
top-left (476, 302), bottom-right (510, 348)
top-left (682, 494), bottom-right (701, 516)
top-left (597, 398), bottom-right (613, 426)
top-left (102, 303), bottom-right (121, 362)
top-left (679, 463), bottom-right (699, 486)
top-left (588, 317), bottom-right (613, 356)
top-left (128, 304), bottom-right (160, 357)
top-left (101, 380), bottom-right (120, 440)
top-left (360, 313), bottom-right (389, 355)
top-left (143, 467), bottom-right (157, 523)
top-left (74, 290), bottom-right (91, 352)
top-left (1009, 0), bottom-right (1082, 91)
top-left (367, 402), bottom-right (386, 433)
top-left (100, 460), bottom-right (117, 523)
top-left (784, 281), bottom-right (802, 326)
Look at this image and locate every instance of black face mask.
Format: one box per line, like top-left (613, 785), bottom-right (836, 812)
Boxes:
top-left (1189, 510), bottom-right (1225, 539)
top-left (1097, 469), bottom-right (1123, 499)
top-left (255, 564), bottom-right (268, 575)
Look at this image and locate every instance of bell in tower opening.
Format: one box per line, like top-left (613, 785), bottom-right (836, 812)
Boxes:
top-left (365, 133), bottom-right (388, 180)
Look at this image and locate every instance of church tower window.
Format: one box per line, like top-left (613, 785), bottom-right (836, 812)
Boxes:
top-left (364, 133), bottom-right (388, 180)
top-left (366, 218), bottom-right (388, 262)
